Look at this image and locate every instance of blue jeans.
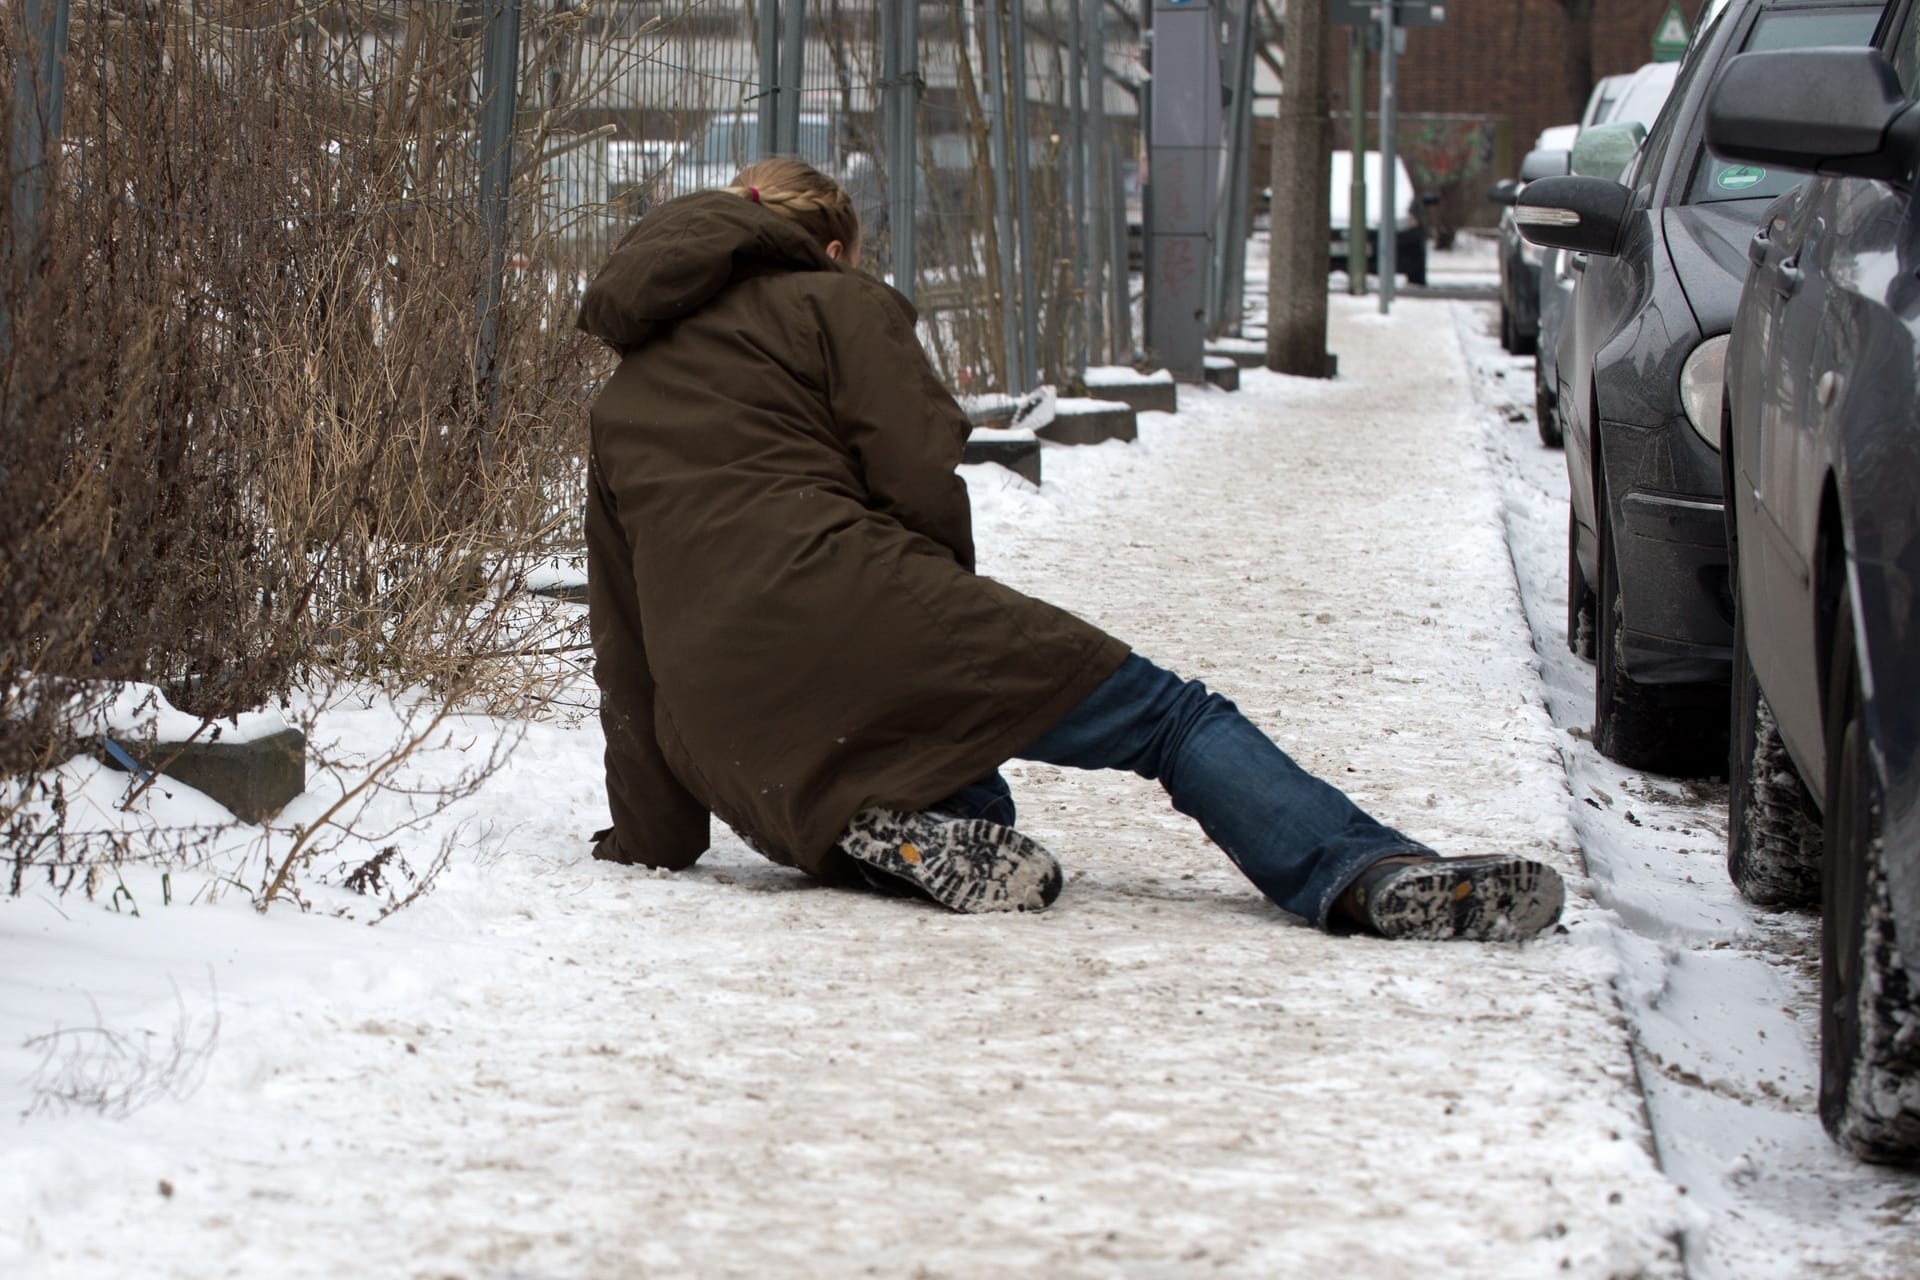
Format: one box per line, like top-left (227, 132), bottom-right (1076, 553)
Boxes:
top-left (937, 654), bottom-right (1433, 928)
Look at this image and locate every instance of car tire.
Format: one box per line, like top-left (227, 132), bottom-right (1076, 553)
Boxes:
top-left (1819, 581), bottom-right (1920, 1161)
top-left (1499, 305), bottom-right (1515, 352)
top-left (1592, 467), bottom-right (1727, 774)
top-left (1726, 586), bottom-right (1821, 906)
top-left (1405, 243), bottom-right (1427, 287)
top-left (1567, 510), bottom-right (1596, 661)
top-left (1536, 372), bottom-right (1562, 449)
top-left (1509, 304), bottom-right (1536, 357)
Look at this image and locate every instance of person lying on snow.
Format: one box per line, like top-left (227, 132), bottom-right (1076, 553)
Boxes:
top-left (577, 157), bottom-right (1564, 942)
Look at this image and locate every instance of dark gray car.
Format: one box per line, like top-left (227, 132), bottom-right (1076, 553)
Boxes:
top-left (1534, 62), bottom-right (1679, 450)
top-left (1707, 19), bottom-right (1920, 1162)
top-left (1513, 0), bottom-right (1884, 775)
top-left (1491, 133), bottom-right (1576, 358)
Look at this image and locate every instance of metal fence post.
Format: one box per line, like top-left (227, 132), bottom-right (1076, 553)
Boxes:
top-left (1209, 0), bottom-right (1256, 336)
top-left (880, 0), bottom-right (898, 278)
top-left (778, 0), bottom-right (807, 154)
top-left (884, 0), bottom-right (920, 303)
top-left (1348, 28), bottom-right (1368, 296)
top-left (1378, 0), bottom-right (1398, 311)
top-left (759, 0), bottom-right (780, 156)
top-left (981, 0), bottom-right (1022, 391)
top-left (1008, 0), bottom-right (1037, 388)
top-left (475, 0), bottom-right (523, 405)
top-left (1091, 0), bottom-right (1129, 364)
top-left (1067, 0), bottom-right (1089, 381)
top-left (6, 0), bottom-right (72, 354)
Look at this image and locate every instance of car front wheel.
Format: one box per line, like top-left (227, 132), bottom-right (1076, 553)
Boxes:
top-left (1404, 238), bottom-right (1427, 287)
top-left (1568, 511), bottom-right (1596, 660)
top-left (1820, 582), bottom-right (1920, 1162)
top-left (1536, 370), bottom-right (1562, 449)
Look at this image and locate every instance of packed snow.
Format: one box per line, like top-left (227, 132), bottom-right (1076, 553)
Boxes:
top-left (4, 238), bottom-right (1917, 1278)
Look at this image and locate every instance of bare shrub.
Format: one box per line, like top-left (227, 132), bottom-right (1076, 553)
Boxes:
top-left (24, 986), bottom-right (221, 1120)
top-left (2, 1), bottom-right (604, 903)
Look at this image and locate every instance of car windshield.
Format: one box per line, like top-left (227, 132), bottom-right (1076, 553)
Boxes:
top-left (1686, 6), bottom-right (1883, 204)
top-left (1606, 64), bottom-right (1677, 128)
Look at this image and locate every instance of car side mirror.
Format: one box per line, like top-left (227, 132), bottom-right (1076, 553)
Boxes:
top-left (1570, 122), bottom-right (1645, 180)
top-left (1513, 175), bottom-right (1632, 257)
top-left (1487, 178), bottom-right (1521, 206)
top-left (1518, 147), bottom-right (1571, 183)
top-left (1706, 47), bottom-right (1912, 182)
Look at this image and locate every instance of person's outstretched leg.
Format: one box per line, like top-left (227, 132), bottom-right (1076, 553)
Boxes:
top-left (1014, 654), bottom-right (1562, 938)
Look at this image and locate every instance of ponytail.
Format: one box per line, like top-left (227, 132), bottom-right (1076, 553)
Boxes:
top-left (725, 157), bottom-right (861, 260)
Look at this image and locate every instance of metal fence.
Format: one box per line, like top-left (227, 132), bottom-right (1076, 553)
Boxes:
top-left (3, 1), bottom-right (1296, 408)
top-left (538, 0), bottom-right (1150, 393)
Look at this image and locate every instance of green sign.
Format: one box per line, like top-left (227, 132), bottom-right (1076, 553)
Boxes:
top-left (1717, 165), bottom-right (1766, 191)
top-left (1652, 2), bottom-right (1690, 62)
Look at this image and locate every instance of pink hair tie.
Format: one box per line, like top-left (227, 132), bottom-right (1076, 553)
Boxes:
top-left (748, 186), bottom-right (761, 203)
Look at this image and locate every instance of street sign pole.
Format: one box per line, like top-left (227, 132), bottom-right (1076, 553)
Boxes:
top-left (1347, 24), bottom-right (1366, 296)
top-left (1377, 0), bottom-right (1397, 312)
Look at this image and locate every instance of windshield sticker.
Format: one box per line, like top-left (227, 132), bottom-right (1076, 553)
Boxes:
top-left (1717, 165), bottom-right (1766, 191)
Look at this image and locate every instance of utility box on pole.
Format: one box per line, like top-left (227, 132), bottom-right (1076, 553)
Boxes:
top-left (1145, 0), bottom-right (1221, 383)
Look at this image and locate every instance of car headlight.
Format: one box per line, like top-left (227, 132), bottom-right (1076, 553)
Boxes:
top-left (1679, 334), bottom-right (1729, 450)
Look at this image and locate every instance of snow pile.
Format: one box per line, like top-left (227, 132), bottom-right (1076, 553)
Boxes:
top-left (1, 255), bottom-right (1911, 1278)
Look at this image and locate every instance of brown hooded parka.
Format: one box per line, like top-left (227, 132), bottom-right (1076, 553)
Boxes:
top-left (579, 191), bottom-right (1129, 877)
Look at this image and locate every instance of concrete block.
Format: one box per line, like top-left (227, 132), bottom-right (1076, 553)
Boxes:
top-left (962, 434), bottom-right (1042, 485)
top-left (1039, 400), bottom-right (1139, 446)
top-left (99, 726), bottom-right (307, 823)
top-left (1203, 356), bottom-right (1241, 392)
top-left (1205, 341), bottom-right (1266, 369)
top-left (1083, 368), bottom-right (1178, 415)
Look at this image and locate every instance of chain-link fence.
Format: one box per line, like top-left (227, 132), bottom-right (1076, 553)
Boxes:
top-left (0, 0), bottom-right (1171, 782)
top-left (537, 0), bottom-right (1146, 394)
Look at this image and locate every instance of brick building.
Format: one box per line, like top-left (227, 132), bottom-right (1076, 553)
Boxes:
top-left (1314, 1), bottom-right (1713, 231)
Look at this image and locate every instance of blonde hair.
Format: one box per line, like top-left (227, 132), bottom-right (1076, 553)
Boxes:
top-left (726, 157), bottom-right (861, 260)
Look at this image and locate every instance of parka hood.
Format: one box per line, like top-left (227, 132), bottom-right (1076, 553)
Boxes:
top-left (577, 190), bottom-right (837, 351)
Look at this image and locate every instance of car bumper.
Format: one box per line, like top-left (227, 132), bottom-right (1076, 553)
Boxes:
top-left (1610, 481), bottom-right (1734, 685)
top-left (1330, 228), bottom-right (1424, 273)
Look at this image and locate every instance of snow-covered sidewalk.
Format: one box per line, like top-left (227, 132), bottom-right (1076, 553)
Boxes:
top-left (6, 293), bottom-right (1714, 1277)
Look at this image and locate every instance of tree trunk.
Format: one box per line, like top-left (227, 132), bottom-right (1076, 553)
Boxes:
top-left (1559, 0), bottom-right (1596, 122)
top-left (1265, 0), bottom-right (1333, 378)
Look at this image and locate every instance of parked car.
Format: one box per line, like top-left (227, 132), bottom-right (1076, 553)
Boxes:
top-left (1491, 125), bottom-right (1578, 358)
top-left (1329, 150), bottom-right (1430, 286)
top-left (1512, 0), bottom-right (1885, 774)
top-left (1534, 61), bottom-right (1680, 448)
top-left (1707, 27), bottom-right (1920, 1162)
top-left (659, 110), bottom-right (841, 200)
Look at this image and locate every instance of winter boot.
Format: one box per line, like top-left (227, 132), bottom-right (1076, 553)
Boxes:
top-left (838, 808), bottom-right (1063, 913)
top-left (1340, 854), bottom-right (1565, 941)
